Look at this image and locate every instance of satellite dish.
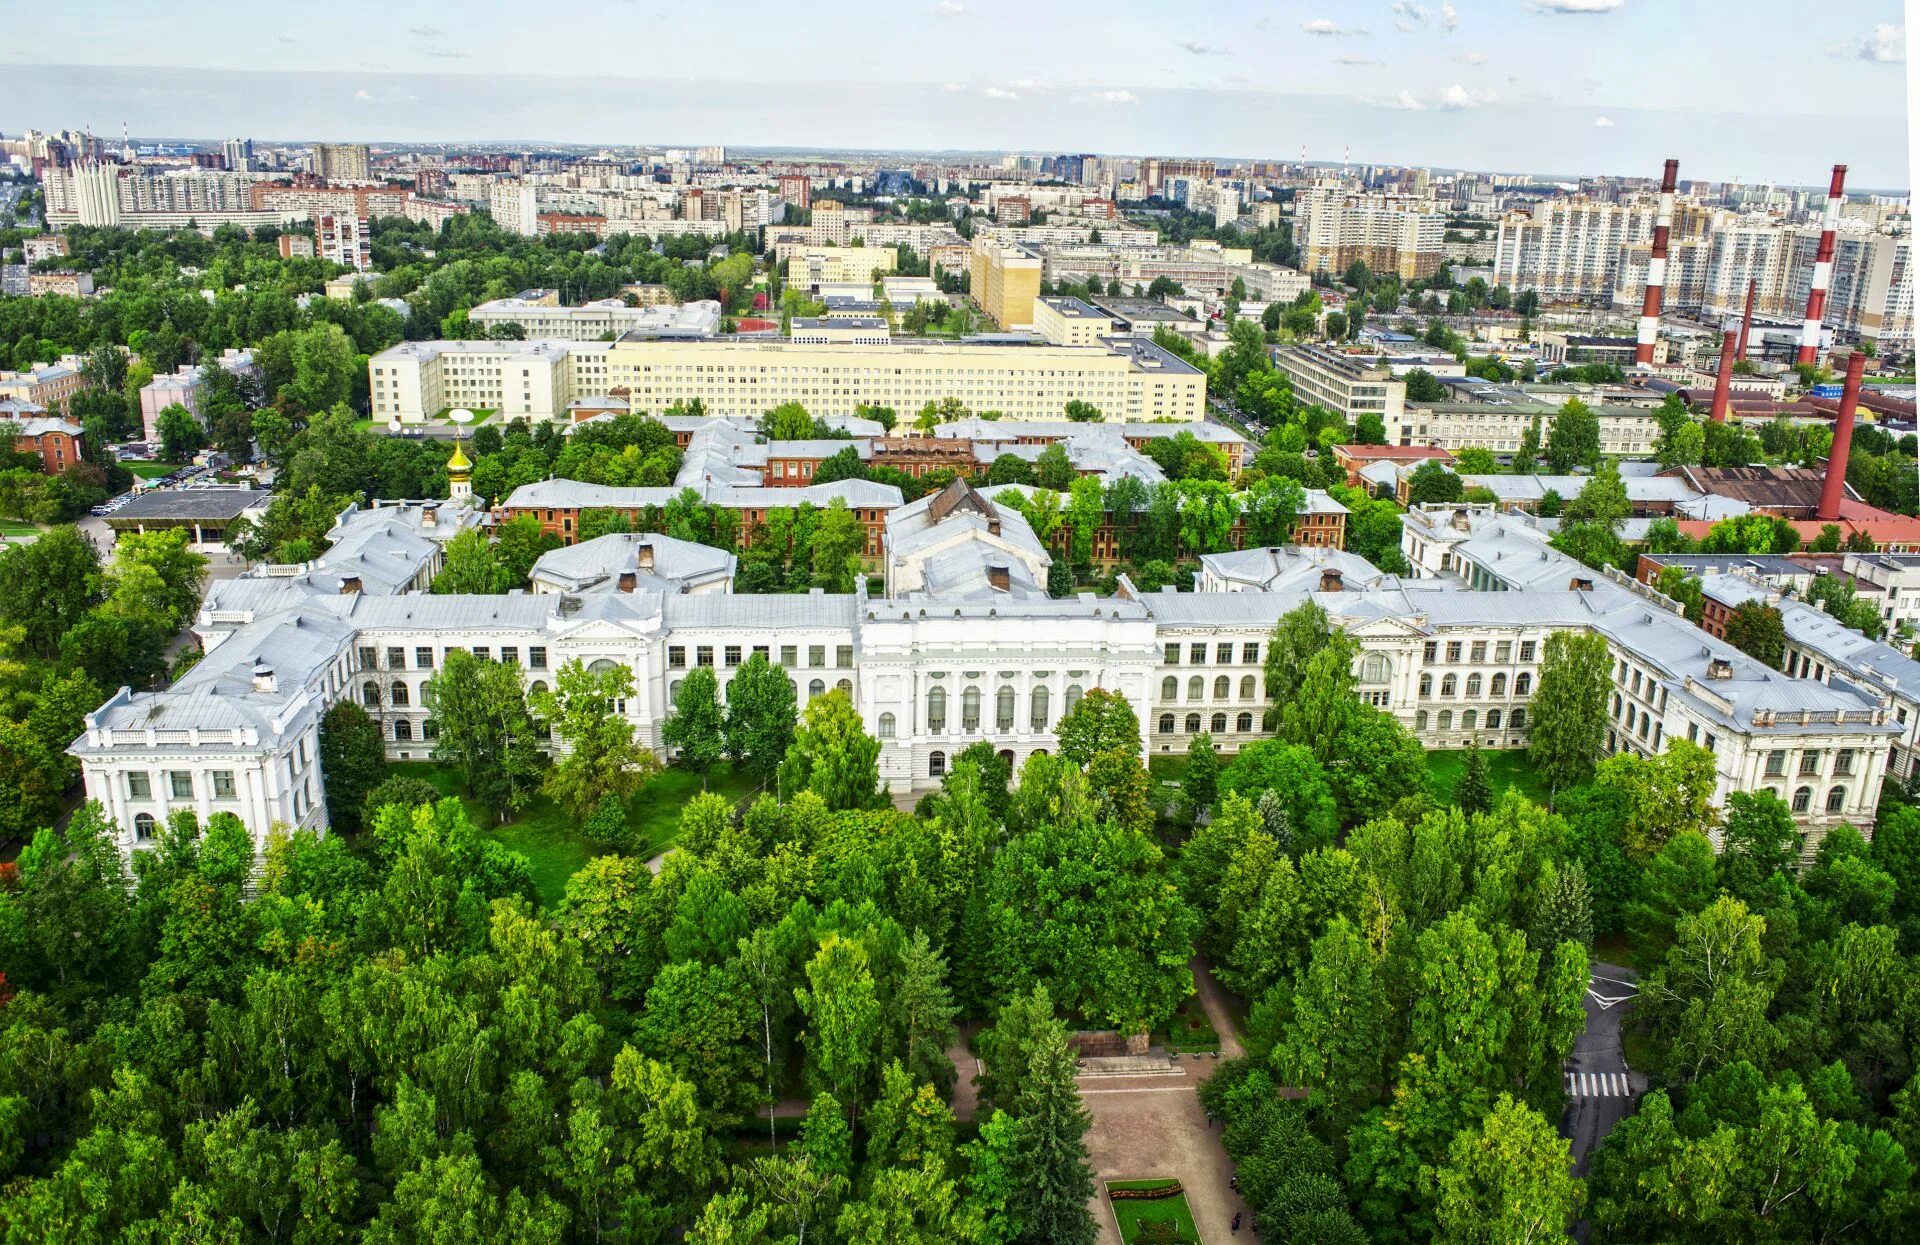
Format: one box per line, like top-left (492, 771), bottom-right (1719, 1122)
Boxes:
top-left (448, 408), bottom-right (475, 426)
top-left (387, 419), bottom-right (402, 433)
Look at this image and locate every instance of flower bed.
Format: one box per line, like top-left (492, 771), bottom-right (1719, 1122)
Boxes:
top-left (1109, 1180), bottom-right (1184, 1201)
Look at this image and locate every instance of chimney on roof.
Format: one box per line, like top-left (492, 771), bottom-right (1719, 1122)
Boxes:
top-left (338, 575), bottom-right (362, 595)
top-left (636, 542), bottom-right (655, 569)
top-left (986, 564), bottom-right (1010, 593)
top-left (987, 516), bottom-right (1001, 536)
top-left (421, 503), bottom-right (438, 528)
top-left (1319, 568), bottom-right (1346, 593)
top-left (251, 660), bottom-right (276, 694)
top-left (1709, 327), bottom-right (1737, 423)
top-left (1817, 349), bottom-right (1867, 522)
top-left (1570, 576), bottom-right (1595, 591)
top-left (617, 570), bottom-right (638, 592)
top-left (1635, 157), bottom-right (1679, 367)
top-left (1707, 657), bottom-right (1733, 680)
top-left (1799, 164), bottom-right (1847, 366)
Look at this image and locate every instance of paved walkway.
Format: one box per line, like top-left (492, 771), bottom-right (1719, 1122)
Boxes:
top-left (1081, 958), bottom-right (1251, 1245)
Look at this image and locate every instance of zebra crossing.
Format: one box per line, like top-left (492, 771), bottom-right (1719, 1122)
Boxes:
top-left (1566, 1071), bottom-right (1634, 1098)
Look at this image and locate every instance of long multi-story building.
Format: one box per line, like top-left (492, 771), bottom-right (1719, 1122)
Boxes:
top-left (368, 335), bottom-right (1208, 425)
top-left (1296, 183), bottom-right (1447, 279)
top-left (309, 143), bottom-right (370, 182)
top-left (466, 295), bottom-right (722, 340)
top-left (70, 484), bottom-right (1898, 862)
top-left (1271, 345), bottom-right (1407, 426)
top-left (786, 246), bottom-right (898, 288)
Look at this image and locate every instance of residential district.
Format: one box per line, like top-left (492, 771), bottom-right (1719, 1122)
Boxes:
top-left (0, 128), bottom-right (1916, 1245)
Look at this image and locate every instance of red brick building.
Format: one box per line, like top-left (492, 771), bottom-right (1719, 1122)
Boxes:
top-left (3, 405), bottom-right (84, 474)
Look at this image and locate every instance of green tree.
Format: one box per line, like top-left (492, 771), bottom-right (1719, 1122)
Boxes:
top-left (1062, 399), bottom-right (1100, 423)
top-left (1032, 443), bottom-right (1076, 491)
top-left (1455, 741), bottom-right (1493, 816)
top-left (1270, 917), bottom-right (1390, 1133)
top-left (723, 651), bottom-right (798, 782)
top-left (777, 689), bottom-right (880, 810)
top-left (155, 402), bottom-right (205, 462)
top-left (532, 658), bottom-right (657, 818)
top-left (426, 648), bottom-right (545, 821)
top-left (663, 664), bottom-right (727, 775)
top-left (1546, 398), bottom-right (1601, 473)
top-left (1006, 1017), bottom-right (1097, 1245)
top-left (1262, 600), bottom-right (1333, 722)
top-left (811, 498), bottom-right (865, 592)
top-left (1641, 896), bottom-right (1782, 1085)
top-left (1053, 687), bottom-right (1140, 766)
top-left (1431, 1094), bottom-right (1583, 1245)
top-left (1527, 630), bottom-right (1611, 799)
top-left (1723, 600), bottom-right (1787, 669)
top-left (1405, 459), bottom-right (1464, 505)
top-left (796, 934), bottom-right (883, 1120)
top-left (318, 699), bottom-right (387, 834)
top-left (1183, 732), bottom-right (1219, 812)
top-left (431, 526), bottom-right (509, 594)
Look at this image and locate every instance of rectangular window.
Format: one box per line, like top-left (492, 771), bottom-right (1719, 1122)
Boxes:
top-left (1836, 749), bottom-right (1855, 776)
top-left (1190, 644), bottom-right (1207, 665)
top-left (1800, 752), bottom-right (1822, 776)
top-left (472, 647), bottom-right (489, 661)
top-left (1423, 642), bottom-right (1437, 663)
top-left (528, 647), bottom-right (548, 670)
top-left (668, 646), bottom-right (687, 668)
top-left (1216, 644), bottom-right (1234, 664)
top-left (837, 646), bottom-right (854, 668)
top-left (169, 772), bottom-right (193, 799)
top-left (127, 772), bottom-right (151, 799)
top-left (725, 645), bottom-right (742, 667)
top-left (1495, 641), bottom-right (1512, 663)
top-left (212, 771), bottom-right (235, 798)
top-left (499, 647), bottom-right (518, 667)
top-left (1470, 642), bottom-right (1486, 664)
top-left (1765, 750), bottom-right (1786, 777)
top-left (1165, 643), bottom-right (1180, 665)
top-left (1520, 641), bottom-right (1537, 663)
top-left (809, 645), bottom-right (826, 667)
top-left (358, 646), bottom-right (377, 668)
top-left (1446, 642), bottom-right (1462, 663)
top-left (696, 646), bottom-right (714, 667)
top-left (416, 646), bottom-right (435, 669)
top-left (753, 645), bottom-right (770, 661)
top-left (780, 645), bottom-right (798, 667)
top-left (1242, 643), bottom-right (1260, 664)
top-left (386, 646), bottom-right (406, 670)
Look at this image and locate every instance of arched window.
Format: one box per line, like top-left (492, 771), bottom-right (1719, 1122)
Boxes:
top-left (836, 678), bottom-right (852, 695)
top-left (424, 719), bottom-right (440, 739)
top-left (1211, 712), bottom-right (1227, 733)
top-left (962, 686), bottom-right (982, 732)
top-left (362, 680), bottom-right (380, 707)
top-left (390, 681), bottom-right (410, 707)
top-left (1465, 674), bottom-right (1482, 698)
top-left (670, 679), bottom-right (684, 704)
top-left (927, 686), bottom-right (947, 732)
top-left (1161, 676), bottom-right (1178, 701)
top-left (1515, 673), bottom-right (1532, 696)
top-left (1159, 713), bottom-right (1176, 734)
top-left (1065, 685), bottom-right (1084, 714)
top-left (1213, 675), bottom-right (1230, 700)
top-left (929, 751), bottom-right (946, 778)
top-left (1239, 675), bottom-right (1256, 701)
top-left (1491, 673), bottom-right (1507, 697)
top-left (1793, 786), bottom-right (1813, 813)
top-left (134, 812), bottom-right (156, 840)
top-left (588, 658), bottom-right (619, 676)
top-left (809, 678), bottom-right (826, 698)
top-left (1611, 692), bottom-right (1621, 716)
top-left (1510, 707), bottom-right (1526, 729)
top-left (529, 680), bottom-right (550, 697)
top-left (1487, 708), bottom-right (1502, 729)
top-left (1236, 712), bottom-right (1253, 732)
top-left (1185, 713), bottom-right (1202, 733)
top-left (1462, 709), bottom-right (1477, 731)
top-left (997, 686), bottom-right (1015, 731)
top-left (1441, 674), bottom-right (1457, 698)
top-left (1419, 673), bottom-right (1433, 698)
top-left (1827, 786), bottom-right (1847, 813)
top-left (1416, 710), bottom-right (1429, 731)
top-left (1360, 654), bottom-right (1391, 684)
top-left (1187, 675), bottom-right (1203, 701)
top-left (878, 712), bottom-right (895, 739)
top-left (1031, 686), bottom-right (1050, 729)
top-left (394, 719), bottom-right (413, 741)
top-left (1638, 711), bottom-right (1651, 738)
top-left (1438, 710), bottom-right (1453, 731)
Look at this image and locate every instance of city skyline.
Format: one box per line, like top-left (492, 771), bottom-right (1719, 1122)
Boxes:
top-left (10, 0), bottom-right (1911, 187)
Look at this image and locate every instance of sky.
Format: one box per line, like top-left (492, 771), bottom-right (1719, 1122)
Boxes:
top-left (10, 0), bottom-right (1912, 188)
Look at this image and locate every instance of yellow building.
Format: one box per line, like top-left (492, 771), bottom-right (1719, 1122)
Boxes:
top-left (1032, 296), bottom-right (1116, 347)
top-left (784, 246), bottom-right (897, 289)
top-left (969, 237), bottom-right (1043, 330)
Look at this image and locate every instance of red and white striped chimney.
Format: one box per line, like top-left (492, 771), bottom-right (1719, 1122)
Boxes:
top-left (1816, 349), bottom-right (1867, 522)
top-left (1736, 278), bottom-right (1756, 360)
top-left (1797, 163), bottom-right (1847, 366)
top-left (1635, 158), bottom-right (1679, 366)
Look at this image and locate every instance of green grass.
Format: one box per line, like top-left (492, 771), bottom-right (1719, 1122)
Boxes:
top-left (1155, 988), bottom-right (1220, 1054)
top-left (1147, 754), bottom-right (1190, 785)
top-left (387, 759), bottom-right (765, 904)
top-left (1424, 747), bottom-right (1553, 807)
top-left (1107, 1181), bottom-right (1199, 1244)
top-left (125, 461), bottom-right (186, 480)
top-left (430, 406), bottom-right (498, 424)
top-left (0, 521), bottom-right (43, 538)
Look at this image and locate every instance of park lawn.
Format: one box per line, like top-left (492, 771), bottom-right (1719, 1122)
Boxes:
top-left (0, 521), bottom-right (43, 538)
top-left (1148, 754), bottom-right (1190, 785)
top-left (628, 761), bottom-right (764, 857)
top-left (430, 406), bottom-right (499, 424)
top-left (1106, 1181), bottom-right (1199, 1244)
top-left (125, 461), bottom-right (185, 480)
top-left (1425, 747), bottom-right (1553, 807)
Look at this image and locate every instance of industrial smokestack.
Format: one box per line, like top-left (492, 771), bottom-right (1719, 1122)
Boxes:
top-left (1709, 328), bottom-right (1737, 423)
top-left (1635, 157), bottom-right (1680, 367)
top-left (1816, 349), bottom-right (1867, 522)
top-left (1737, 279), bottom-right (1757, 360)
top-left (1797, 164), bottom-right (1847, 367)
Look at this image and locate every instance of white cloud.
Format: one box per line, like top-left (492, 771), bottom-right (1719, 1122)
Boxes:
top-left (1392, 1), bottom-right (1429, 32)
top-left (1302, 18), bottom-right (1366, 36)
top-left (1336, 56), bottom-right (1382, 66)
top-left (407, 25), bottom-right (443, 36)
top-left (353, 89), bottom-right (373, 101)
top-left (1389, 89), bottom-right (1426, 110)
top-left (1076, 89), bottom-right (1138, 104)
top-left (930, 0), bottom-right (966, 15)
top-left (982, 86), bottom-right (1017, 99)
top-left (1858, 24), bottom-right (1904, 62)
top-left (1175, 40), bottom-right (1229, 55)
top-left (940, 82), bottom-right (967, 92)
top-left (1441, 1), bottom-right (1459, 32)
top-left (1439, 83), bottom-right (1496, 108)
top-left (1454, 51), bottom-right (1486, 65)
top-left (1594, 115), bottom-right (1615, 127)
top-left (1527, 0), bottom-right (1624, 12)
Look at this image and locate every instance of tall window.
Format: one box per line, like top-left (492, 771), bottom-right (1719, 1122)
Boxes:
top-left (1515, 673), bottom-right (1532, 695)
top-left (1438, 710), bottom-right (1453, 731)
top-left (808, 678), bottom-right (825, 698)
top-left (927, 687), bottom-right (947, 732)
top-left (1187, 676), bottom-right (1203, 701)
top-left (1185, 713), bottom-right (1202, 733)
top-left (1159, 713), bottom-right (1175, 734)
top-left (1487, 709), bottom-right (1502, 729)
top-left (1236, 712), bottom-right (1253, 732)
top-left (1211, 713), bottom-right (1227, 733)
top-left (996, 686), bottom-right (1015, 731)
top-left (1161, 676), bottom-right (1178, 700)
top-left (1465, 674), bottom-right (1482, 698)
top-left (1239, 675), bottom-right (1256, 701)
top-left (1360, 654), bottom-right (1391, 684)
top-left (1441, 674), bottom-right (1457, 698)
top-left (1793, 786), bottom-right (1813, 813)
top-left (362, 680), bottom-right (380, 707)
top-left (929, 751), bottom-right (946, 778)
top-left (390, 682), bottom-right (410, 707)
top-left (962, 686), bottom-right (981, 732)
top-left (1065, 685), bottom-right (1084, 714)
top-left (1419, 673), bottom-right (1433, 697)
top-left (1213, 676), bottom-right (1230, 699)
top-left (1031, 686), bottom-right (1050, 729)
top-left (878, 713), bottom-right (895, 739)
top-left (1491, 673), bottom-right (1507, 696)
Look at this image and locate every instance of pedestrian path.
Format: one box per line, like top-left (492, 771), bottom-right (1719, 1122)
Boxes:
top-left (1566, 1070), bottom-right (1635, 1098)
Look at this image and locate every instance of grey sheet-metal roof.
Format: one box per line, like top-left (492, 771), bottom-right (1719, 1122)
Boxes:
top-left (108, 487), bottom-right (273, 522)
top-left (530, 532), bottom-right (735, 594)
top-left (662, 592), bottom-right (860, 629)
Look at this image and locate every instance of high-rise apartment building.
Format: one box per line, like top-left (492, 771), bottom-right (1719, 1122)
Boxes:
top-left (1297, 183), bottom-right (1447, 280)
top-left (969, 238), bottom-right (1043, 330)
top-left (309, 142), bottom-right (370, 182)
top-left (222, 137), bottom-right (254, 172)
top-left (315, 214), bottom-right (371, 271)
top-left (489, 181), bottom-right (540, 236)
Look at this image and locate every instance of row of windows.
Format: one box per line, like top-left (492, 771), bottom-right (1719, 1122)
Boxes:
top-left (1423, 639), bottom-right (1537, 665)
top-left (1164, 642), bottom-right (1261, 666)
top-left (924, 684), bottom-right (1081, 734)
top-left (1419, 672), bottom-right (1532, 698)
top-left (126, 770), bottom-right (237, 800)
top-left (1415, 707), bottom-right (1526, 732)
top-left (669, 644), bottom-right (853, 669)
top-left (360, 645), bottom-right (548, 671)
top-left (1156, 711), bottom-right (1259, 735)
top-left (1160, 675), bottom-right (1260, 703)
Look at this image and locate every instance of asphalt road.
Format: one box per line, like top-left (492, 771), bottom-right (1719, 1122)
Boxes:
top-left (1562, 961), bottom-right (1641, 1242)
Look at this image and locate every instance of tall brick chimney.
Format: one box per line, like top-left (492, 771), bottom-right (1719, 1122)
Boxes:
top-left (1709, 328), bottom-right (1737, 423)
top-left (1816, 349), bottom-right (1868, 522)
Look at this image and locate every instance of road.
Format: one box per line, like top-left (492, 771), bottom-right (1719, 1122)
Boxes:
top-left (1561, 960), bottom-right (1641, 1228)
